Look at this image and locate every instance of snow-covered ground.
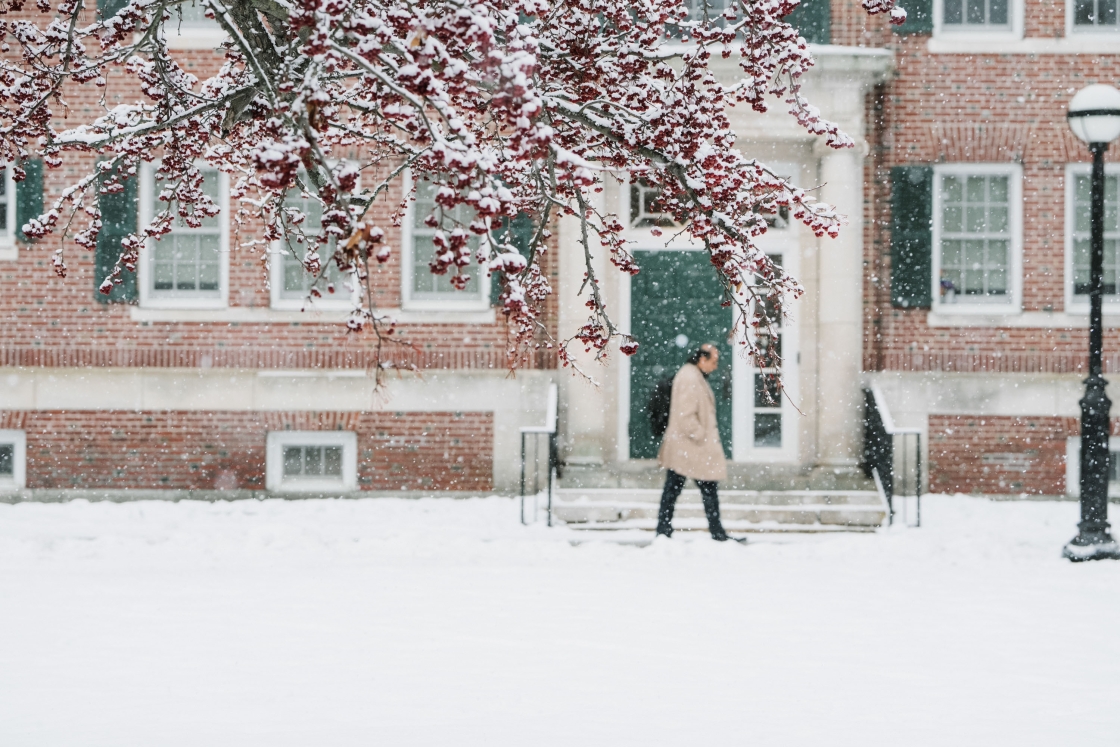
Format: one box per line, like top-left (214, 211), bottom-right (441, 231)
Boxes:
top-left (0, 495), bottom-right (1117, 746)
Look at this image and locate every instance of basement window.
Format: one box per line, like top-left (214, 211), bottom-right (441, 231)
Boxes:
top-left (0, 430), bottom-right (27, 490)
top-left (266, 431), bottom-right (357, 493)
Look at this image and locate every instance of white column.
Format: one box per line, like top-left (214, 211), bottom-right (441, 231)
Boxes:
top-left (556, 190), bottom-right (614, 466)
top-left (816, 142), bottom-right (866, 467)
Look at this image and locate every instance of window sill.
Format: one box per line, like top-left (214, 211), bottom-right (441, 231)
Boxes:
top-left (927, 310), bottom-right (1120, 328)
top-left (130, 306), bottom-right (496, 325)
top-left (270, 297), bottom-right (357, 313)
top-left (0, 242), bottom-right (16, 261)
top-left (927, 36), bottom-right (1120, 54)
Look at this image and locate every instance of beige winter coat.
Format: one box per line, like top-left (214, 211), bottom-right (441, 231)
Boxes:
top-left (657, 362), bottom-right (727, 482)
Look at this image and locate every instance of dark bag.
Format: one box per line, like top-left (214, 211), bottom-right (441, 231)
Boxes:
top-left (647, 376), bottom-right (674, 440)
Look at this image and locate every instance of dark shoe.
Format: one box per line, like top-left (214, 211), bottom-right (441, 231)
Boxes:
top-left (712, 533), bottom-right (747, 544)
top-left (655, 526), bottom-right (673, 539)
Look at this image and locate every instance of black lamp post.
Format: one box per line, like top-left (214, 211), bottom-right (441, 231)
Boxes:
top-left (1064, 84), bottom-right (1120, 562)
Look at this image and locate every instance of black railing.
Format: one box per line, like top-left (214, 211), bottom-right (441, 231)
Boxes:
top-left (863, 386), bottom-right (922, 527)
top-left (520, 382), bottom-right (558, 526)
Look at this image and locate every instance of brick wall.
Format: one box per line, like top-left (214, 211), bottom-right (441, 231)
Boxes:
top-left (927, 413), bottom-right (1120, 495)
top-left (0, 410), bottom-right (492, 492)
top-left (862, 14), bottom-right (1120, 375)
top-left (928, 415), bottom-right (1079, 495)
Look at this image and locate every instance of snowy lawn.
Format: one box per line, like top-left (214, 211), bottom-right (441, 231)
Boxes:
top-left (0, 495), bottom-right (1117, 746)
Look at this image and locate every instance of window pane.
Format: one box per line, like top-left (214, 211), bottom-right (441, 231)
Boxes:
top-left (966, 205), bottom-right (986, 233)
top-left (1103, 0), bottom-right (1117, 25)
top-left (324, 446), bottom-right (343, 477)
top-left (963, 239), bottom-right (985, 269)
top-left (1074, 239), bottom-right (1092, 295)
top-left (989, 205), bottom-right (1009, 233)
top-left (754, 414), bottom-right (782, 448)
top-left (988, 176), bottom-right (1008, 202)
top-left (754, 373), bottom-right (780, 408)
top-left (305, 446), bottom-right (322, 476)
top-left (941, 239), bottom-right (962, 267)
top-left (988, 235), bottom-right (1007, 259)
top-left (989, 0), bottom-right (1007, 23)
top-left (942, 205), bottom-right (963, 233)
top-left (965, 0), bottom-right (985, 24)
top-left (0, 444), bottom-right (12, 476)
top-left (283, 255), bottom-right (306, 293)
top-left (1106, 176), bottom-right (1119, 232)
top-left (153, 260), bottom-right (174, 290)
top-left (283, 447), bottom-right (303, 477)
top-left (944, 0), bottom-right (963, 23)
top-left (1075, 0), bottom-right (1095, 23)
top-left (942, 176), bottom-right (962, 202)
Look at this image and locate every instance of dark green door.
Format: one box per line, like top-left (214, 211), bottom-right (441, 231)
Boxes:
top-left (629, 250), bottom-right (733, 459)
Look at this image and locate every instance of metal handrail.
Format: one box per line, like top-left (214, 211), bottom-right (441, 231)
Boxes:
top-left (520, 382), bottom-right (558, 526)
top-left (863, 385), bottom-right (922, 527)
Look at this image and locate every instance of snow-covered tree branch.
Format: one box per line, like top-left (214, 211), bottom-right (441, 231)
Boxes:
top-left (0, 0), bottom-right (904, 372)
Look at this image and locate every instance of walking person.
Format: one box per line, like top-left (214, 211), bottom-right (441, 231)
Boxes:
top-left (655, 343), bottom-right (741, 542)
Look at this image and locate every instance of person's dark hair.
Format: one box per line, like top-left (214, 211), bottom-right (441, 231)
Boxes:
top-left (686, 343), bottom-right (718, 365)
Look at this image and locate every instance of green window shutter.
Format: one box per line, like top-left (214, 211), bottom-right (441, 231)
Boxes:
top-left (786, 0), bottom-right (831, 45)
top-left (892, 0), bottom-right (933, 35)
top-left (890, 165), bottom-right (934, 309)
top-left (98, 0), bottom-right (129, 18)
top-left (490, 213), bottom-right (534, 307)
top-left (95, 167), bottom-right (138, 304)
top-left (15, 158), bottom-right (43, 243)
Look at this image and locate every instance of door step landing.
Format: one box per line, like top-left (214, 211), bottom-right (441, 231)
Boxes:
top-left (553, 488), bottom-right (887, 533)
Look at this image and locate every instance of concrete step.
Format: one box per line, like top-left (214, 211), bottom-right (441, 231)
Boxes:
top-left (552, 488), bottom-right (887, 530)
top-left (559, 462), bottom-right (876, 492)
top-left (566, 518), bottom-right (881, 534)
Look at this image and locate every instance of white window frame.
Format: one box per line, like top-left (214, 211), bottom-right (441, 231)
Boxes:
top-left (1064, 163), bottom-right (1120, 314)
top-left (1067, 0), bottom-right (1120, 34)
top-left (1065, 436), bottom-right (1120, 498)
top-left (0, 429), bottom-right (27, 490)
top-left (933, 0), bottom-right (1023, 40)
top-left (138, 161), bottom-right (230, 309)
top-left (270, 168), bottom-right (360, 311)
top-left (400, 170), bottom-right (490, 312)
top-left (0, 165), bottom-right (17, 260)
top-left (266, 430), bottom-right (358, 493)
top-left (931, 163), bottom-right (1023, 316)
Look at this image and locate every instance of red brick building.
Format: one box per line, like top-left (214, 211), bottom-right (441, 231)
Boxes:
top-left (1, 0), bottom-right (1117, 500)
top-left (865, 0), bottom-right (1120, 498)
top-left (0, 5), bottom-right (557, 498)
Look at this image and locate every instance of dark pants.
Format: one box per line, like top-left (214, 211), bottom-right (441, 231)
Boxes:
top-left (656, 469), bottom-right (728, 539)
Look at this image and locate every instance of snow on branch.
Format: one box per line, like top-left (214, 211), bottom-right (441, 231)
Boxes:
top-left (0, 0), bottom-right (902, 376)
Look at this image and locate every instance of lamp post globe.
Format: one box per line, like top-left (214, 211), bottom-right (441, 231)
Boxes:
top-left (1064, 84), bottom-right (1120, 562)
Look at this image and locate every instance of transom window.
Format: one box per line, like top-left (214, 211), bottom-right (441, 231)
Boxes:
top-left (407, 177), bottom-right (483, 305)
top-left (943, 0), bottom-right (1008, 26)
top-left (629, 180), bottom-right (681, 229)
top-left (936, 172), bottom-right (1012, 305)
top-left (149, 167), bottom-right (223, 300)
top-left (1073, 0), bottom-right (1118, 28)
top-left (1069, 168), bottom-right (1120, 301)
